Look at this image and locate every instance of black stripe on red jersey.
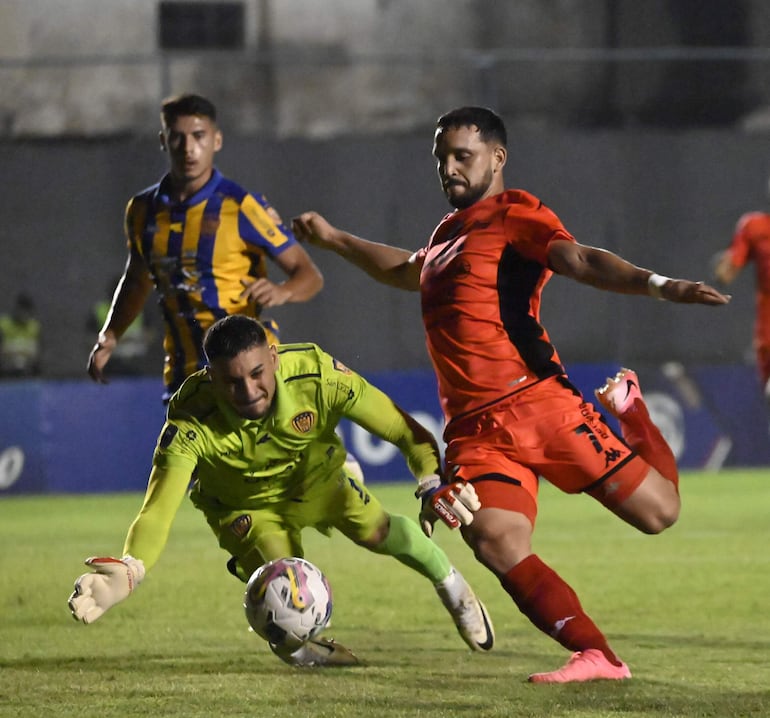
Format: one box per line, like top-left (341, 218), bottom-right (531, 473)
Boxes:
top-left (497, 244), bottom-right (563, 380)
top-left (465, 472), bottom-right (523, 487)
top-left (555, 374), bottom-right (583, 397)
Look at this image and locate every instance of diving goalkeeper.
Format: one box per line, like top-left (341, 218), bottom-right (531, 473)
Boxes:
top-left (68, 315), bottom-right (493, 667)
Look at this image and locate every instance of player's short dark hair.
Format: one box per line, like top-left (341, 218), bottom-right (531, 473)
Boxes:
top-left (203, 315), bottom-right (267, 362)
top-left (161, 93), bottom-right (217, 128)
top-left (436, 106), bottom-right (507, 147)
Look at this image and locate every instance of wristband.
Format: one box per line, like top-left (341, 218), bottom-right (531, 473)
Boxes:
top-left (647, 273), bottom-right (671, 300)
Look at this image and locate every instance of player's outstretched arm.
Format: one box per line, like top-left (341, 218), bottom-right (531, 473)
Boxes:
top-left (548, 239), bottom-right (731, 306)
top-left (291, 211), bottom-right (421, 291)
top-left (68, 556), bottom-right (145, 624)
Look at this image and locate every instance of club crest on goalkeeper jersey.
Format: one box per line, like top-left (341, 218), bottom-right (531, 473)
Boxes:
top-left (152, 343), bottom-right (440, 508)
top-left (125, 168), bottom-right (296, 393)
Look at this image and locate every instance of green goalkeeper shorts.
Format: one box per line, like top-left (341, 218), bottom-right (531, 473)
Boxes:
top-left (191, 462), bottom-right (387, 576)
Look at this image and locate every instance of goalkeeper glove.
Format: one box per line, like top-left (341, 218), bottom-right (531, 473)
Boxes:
top-left (68, 556), bottom-right (145, 625)
top-left (415, 475), bottom-right (481, 537)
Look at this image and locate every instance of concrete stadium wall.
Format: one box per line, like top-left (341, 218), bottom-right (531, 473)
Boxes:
top-left (1, 127), bottom-right (768, 379)
top-left (2, 1), bottom-right (770, 138)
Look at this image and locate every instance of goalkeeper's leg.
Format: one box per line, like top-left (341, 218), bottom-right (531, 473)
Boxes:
top-left (332, 471), bottom-right (494, 652)
top-left (362, 513), bottom-right (495, 652)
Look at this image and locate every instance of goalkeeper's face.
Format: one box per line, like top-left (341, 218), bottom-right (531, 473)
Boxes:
top-left (207, 343), bottom-right (279, 420)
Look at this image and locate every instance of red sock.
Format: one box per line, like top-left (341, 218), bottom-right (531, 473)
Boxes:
top-left (619, 398), bottom-right (679, 489)
top-left (501, 554), bottom-right (621, 666)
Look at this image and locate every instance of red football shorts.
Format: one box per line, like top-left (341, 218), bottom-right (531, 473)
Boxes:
top-left (443, 376), bottom-right (650, 525)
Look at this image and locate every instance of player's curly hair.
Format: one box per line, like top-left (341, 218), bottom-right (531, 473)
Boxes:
top-left (436, 106), bottom-right (507, 147)
top-left (161, 93), bottom-right (217, 127)
top-left (203, 315), bottom-right (267, 362)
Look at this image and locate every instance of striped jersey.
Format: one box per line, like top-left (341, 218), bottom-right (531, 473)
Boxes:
top-left (125, 168), bottom-right (296, 394)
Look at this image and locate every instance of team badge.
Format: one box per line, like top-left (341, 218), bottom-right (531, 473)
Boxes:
top-left (229, 514), bottom-right (252, 538)
top-left (291, 411), bottom-right (315, 433)
top-left (332, 358), bottom-right (352, 374)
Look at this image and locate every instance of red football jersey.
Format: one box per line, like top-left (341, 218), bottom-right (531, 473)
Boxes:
top-left (417, 189), bottom-right (575, 424)
top-left (729, 211), bottom-right (770, 346)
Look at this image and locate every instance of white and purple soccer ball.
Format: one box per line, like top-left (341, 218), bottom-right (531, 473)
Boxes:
top-left (244, 557), bottom-right (333, 648)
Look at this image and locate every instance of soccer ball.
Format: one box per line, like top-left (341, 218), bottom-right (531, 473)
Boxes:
top-left (244, 557), bottom-right (333, 648)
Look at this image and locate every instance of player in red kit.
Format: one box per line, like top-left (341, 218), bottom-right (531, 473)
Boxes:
top-left (714, 208), bottom-right (770, 401)
top-left (292, 106), bottom-right (730, 683)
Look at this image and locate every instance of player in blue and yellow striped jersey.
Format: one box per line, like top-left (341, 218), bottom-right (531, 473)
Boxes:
top-left (87, 94), bottom-right (323, 400)
top-left (70, 316), bottom-right (494, 667)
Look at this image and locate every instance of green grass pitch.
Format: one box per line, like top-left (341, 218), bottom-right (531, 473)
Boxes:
top-left (2, 469), bottom-right (769, 717)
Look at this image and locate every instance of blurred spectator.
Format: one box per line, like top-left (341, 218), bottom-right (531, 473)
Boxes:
top-left (0, 293), bottom-right (41, 378)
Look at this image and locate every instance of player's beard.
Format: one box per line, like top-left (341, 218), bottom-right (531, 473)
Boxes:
top-left (446, 169), bottom-right (495, 210)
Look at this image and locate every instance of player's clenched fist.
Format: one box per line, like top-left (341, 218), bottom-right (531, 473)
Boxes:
top-left (291, 212), bottom-right (343, 250)
top-left (68, 556), bottom-right (145, 624)
top-left (415, 475), bottom-right (481, 537)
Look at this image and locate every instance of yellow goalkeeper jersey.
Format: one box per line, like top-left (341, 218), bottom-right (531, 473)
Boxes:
top-left (123, 343), bottom-right (439, 568)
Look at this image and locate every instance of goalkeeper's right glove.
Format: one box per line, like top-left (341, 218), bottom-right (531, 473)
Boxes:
top-left (68, 556), bottom-right (145, 625)
top-left (415, 475), bottom-right (481, 537)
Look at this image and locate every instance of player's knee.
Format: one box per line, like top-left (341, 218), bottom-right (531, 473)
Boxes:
top-left (465, 520), bottom-right (532, 574)
top-left (356, 516), bottom-right (390, 549)
top-left (638, 498), bottom-right (680, 534)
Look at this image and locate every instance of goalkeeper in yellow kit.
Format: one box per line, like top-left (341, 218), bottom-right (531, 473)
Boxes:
top-left (68, 315), bottom-right (494, 666)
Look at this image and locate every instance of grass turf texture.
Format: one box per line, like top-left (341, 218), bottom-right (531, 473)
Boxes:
top-left (1, 470), bottom-right (769, 717)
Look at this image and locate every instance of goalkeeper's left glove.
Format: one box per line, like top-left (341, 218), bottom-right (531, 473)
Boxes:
top-left (68, 555), bottom-right (145, 625)
top-left (415, 475), bottom-right (481, 537)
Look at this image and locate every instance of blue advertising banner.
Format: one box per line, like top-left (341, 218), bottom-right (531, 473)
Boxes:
top-left (1, 364), bottom-right (768, 496)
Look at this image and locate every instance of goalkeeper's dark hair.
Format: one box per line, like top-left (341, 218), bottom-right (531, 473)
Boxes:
top-left (204, 315), bottom-right (268, 362)
top-left (436, 106), bottom-right (507, 147)
top-left (161, 93), bottom-right (217, 128)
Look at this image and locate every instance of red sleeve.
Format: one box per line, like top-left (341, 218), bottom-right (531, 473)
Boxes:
top-left (503, 190), bottom-right (575, 265)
